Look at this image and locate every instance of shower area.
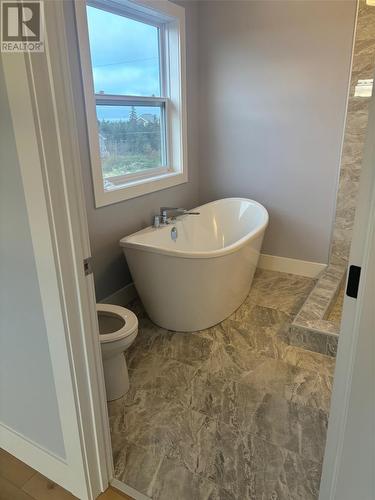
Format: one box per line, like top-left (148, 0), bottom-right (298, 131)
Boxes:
top-left (289, 0), bottom-right (375, 356)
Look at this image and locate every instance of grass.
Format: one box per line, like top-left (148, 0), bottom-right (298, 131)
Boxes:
top-left (102, 153), bottom-right (161, 178)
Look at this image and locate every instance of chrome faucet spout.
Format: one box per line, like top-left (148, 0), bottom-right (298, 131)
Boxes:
top-left (159, 207), bottom-right (200, 224)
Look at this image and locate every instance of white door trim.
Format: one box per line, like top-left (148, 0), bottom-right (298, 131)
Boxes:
top-left (319, 75), bottom-right (375, 499)
top-left (1, 51), bottom-right (90, 497)
top-left (0, 1), bottom-right (112, 497)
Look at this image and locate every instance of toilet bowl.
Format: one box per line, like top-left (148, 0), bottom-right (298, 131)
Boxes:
top-left (97, 303), bottom-right (138, 401)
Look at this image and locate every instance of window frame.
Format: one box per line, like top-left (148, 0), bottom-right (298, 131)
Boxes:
top-left (75, 0), bottom-right (187, 207)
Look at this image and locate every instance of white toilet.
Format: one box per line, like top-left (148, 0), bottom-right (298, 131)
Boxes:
top-left (97, 303), bottom-right (138, 401)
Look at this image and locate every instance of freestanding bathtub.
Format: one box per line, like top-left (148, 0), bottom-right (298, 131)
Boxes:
top-left (120, 198), bottom-right (269, 331)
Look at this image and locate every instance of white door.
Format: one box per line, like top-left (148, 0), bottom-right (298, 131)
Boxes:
top-left (319, 83), bottom-right (375, 499)
top-left (0, 2), bottom-right (112, 498)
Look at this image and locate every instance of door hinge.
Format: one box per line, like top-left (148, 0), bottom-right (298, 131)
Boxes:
top-left (346, 265), bottom-right (361, 299)
top-left (83, 257), bottom-right (93, 276)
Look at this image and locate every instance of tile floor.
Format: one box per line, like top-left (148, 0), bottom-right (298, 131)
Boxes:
top-left (109, 269), bottom-right (336, 500)
top-left (0, 448), bottom-right (132, 500)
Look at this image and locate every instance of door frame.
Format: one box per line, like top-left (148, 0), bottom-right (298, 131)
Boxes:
top-left (0, 1), bottom-right (112, 498)
top-left (319, 77), bottom-right (375, 498)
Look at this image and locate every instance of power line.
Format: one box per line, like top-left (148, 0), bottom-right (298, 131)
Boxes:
top-left (94, 56), bottom-right (157, 68)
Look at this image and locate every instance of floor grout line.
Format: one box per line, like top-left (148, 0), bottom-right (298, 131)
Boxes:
top-left (115, 270), bottom-right (334, 499)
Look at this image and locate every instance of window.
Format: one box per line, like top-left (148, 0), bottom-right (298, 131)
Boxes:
top-left (75, 0), bottom-right (187, 207)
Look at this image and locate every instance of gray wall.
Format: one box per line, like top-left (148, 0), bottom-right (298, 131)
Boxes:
top-left (73, 0), bottom-right (356, 300)
top-left (0, 62), bottom-right (65, 458)
top-left (67, 0), bottom-right (200, 300)
top-left (198, 0), bottom-right (356, 264)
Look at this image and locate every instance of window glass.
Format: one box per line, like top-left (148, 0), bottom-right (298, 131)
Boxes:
top-left (96, 104), bottom-right (164, 186)
top-left (86, 6), bottom-right (161, 96)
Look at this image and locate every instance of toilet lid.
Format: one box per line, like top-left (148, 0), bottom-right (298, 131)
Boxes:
top-left (96, 303), bottom-right (138, 343)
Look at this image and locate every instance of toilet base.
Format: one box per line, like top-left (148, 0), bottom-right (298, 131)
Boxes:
top-left (102, 353), bottom-right (130, 401)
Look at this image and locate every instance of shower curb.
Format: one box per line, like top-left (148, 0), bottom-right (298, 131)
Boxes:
top-left (289, 264), bottom-right (347, 357)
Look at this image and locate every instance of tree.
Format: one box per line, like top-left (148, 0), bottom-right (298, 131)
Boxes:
top-left (129, 106), bottom-right (138, 123)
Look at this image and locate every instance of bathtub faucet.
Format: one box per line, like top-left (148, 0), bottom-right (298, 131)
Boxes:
top-left (159, 207), bottom-right (200, 225)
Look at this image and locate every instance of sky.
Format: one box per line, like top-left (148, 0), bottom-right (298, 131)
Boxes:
top-left (86, 5), bottom-right (160, 121)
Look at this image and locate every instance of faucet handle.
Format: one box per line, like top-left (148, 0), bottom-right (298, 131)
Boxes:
top-left (160, 207), bottom-right (183, 213)
top-left (153, 215), bottom-right (161, 228)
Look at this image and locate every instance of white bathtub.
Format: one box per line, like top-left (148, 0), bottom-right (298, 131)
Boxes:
top-left (120, 198), bottom-right (269, 331)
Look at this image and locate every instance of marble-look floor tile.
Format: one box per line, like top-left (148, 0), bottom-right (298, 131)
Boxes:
top-left (110, 390), bottom-right (172, 456)
top-left (199, 337), bottom-right (266, 382)
top-left (280, 344), bottom-right (336, 378)
top-left (113, 391), bottom-right (325, 499)
top-left (188, 372), bottom-right (263, 429)
top-left (111, 269), bottom-right (335, 499)
top-left (127, 353), bottom-right (197, 405)
top-left (150, 456), bottom-right (230, 500)
top-left (125, 317), bottom-right (167, 370)
top-left (208, 421), bottom-right (322, 500)
top-left (252, 394), bottom-right (328, 463)
top-left (111, 389), bottom-right (218, 479)
top-left (189, 357), bottom-right (332, 421)
top-left (112, 438), bottom-right (166, 495)
top-left (163, 411), bottom-right (218, 478)
top-left (188, 379), bottom-right (328, 464)
top-left (238, 357), bottom-right (332, 413)
top-left (127, 319), bottom-right (214, 369)
top-left (191, 320), bottom-right (332, 412)
top-left (227, 305), bottom-right (292, 356)
top-left (193, 307), bottom-right (290, 365)
top-left (113, 436), bottom-right (231, 500)
top-left (247, 270), bottom-right (315, 315)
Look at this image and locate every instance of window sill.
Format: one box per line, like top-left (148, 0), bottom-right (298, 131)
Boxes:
top-left (94, 170), bottom-right (188, 207)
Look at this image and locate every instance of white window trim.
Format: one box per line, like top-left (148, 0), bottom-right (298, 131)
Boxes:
top-left (74, 0), bottom-right (187, 208)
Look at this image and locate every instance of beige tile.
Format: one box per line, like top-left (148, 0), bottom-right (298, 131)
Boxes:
top-left (98, 487), bottom-right (133, 499)
top-left (0, 449), bottom-right (35, 488)
top-left (22, 474), bottom-right (77, 500)
top-left (0, 476), bottom-right (34, 500)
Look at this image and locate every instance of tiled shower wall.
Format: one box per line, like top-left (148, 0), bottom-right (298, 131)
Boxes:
top-left (289, 0), bottom-right (375, 357)
top-left (330, 0), bottom-right (375, 266)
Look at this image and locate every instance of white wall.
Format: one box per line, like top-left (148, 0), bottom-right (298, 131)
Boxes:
top-left (198, 0), bottom-right (356, 264)
top-left (66, 0), bottom-right (200, 300)
top-left (0, 62), bottom-right (65, 459)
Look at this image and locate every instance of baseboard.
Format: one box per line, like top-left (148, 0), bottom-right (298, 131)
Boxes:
top-left (0, 421), bottom-right (71, 492)
top-left (111, 478), bottom-right (150, 500)
top-left (258, 253), bottom-right (327, 278)
top-left (100, 283), bottom-right (137, 307)
top-left (102, 257), bottom-right (325, 307)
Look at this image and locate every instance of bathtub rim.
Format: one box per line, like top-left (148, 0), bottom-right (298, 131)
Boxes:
top-left (119, 197), bottom-right (269, 260)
